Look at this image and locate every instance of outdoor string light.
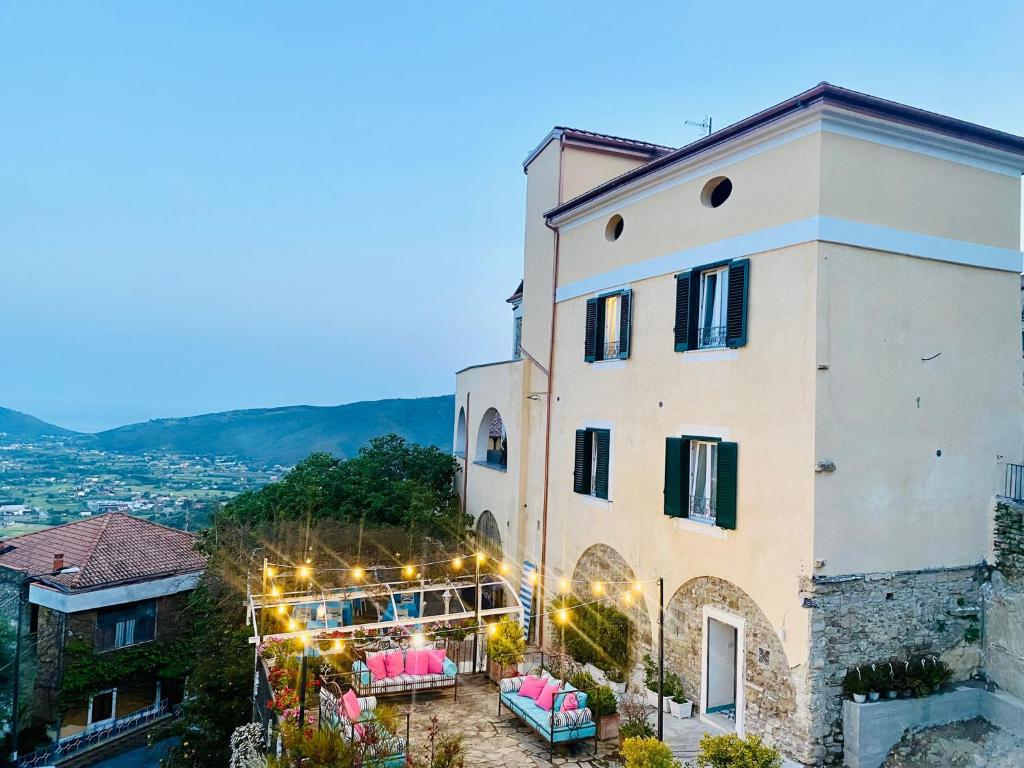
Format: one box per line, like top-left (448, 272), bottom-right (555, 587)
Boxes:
top-left (352, 566), bottom-right (364, 580)
top-left (296, 565), bottom-right (311, 580)
top-left (452, 557), bottom-right (463, 570)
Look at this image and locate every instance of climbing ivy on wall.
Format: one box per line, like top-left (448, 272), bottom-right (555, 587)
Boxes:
top-left (59, 636), bottom-right (195, 710)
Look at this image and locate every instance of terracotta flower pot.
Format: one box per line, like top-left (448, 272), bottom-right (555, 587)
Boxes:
top-left (597, 713), bottom-right (620, 741)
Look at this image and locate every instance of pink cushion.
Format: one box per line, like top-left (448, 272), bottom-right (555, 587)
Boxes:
top-left (407, 649), bottom-right (430, 675)
top-left (342, 689), bottom-right (361, 721)
top-left (366, 654), bottom-right (388, 681)
top-left (536, 681), bottom-right (561, 711)
top-left (517, 675), bottom-right (546, 699)
top-left (560, 692), bottom-right (579, 711)
top-left (384, 650), bottom-right (405, 677)
top-left (427, 648), bottom-right (447, 674)
top-left (354, 722), bottom-right (366, 740)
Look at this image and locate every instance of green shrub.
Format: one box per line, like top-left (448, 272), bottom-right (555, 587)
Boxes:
top-left (842, 668), bottom-right (867, 696)
top-left (696, 733), bottom-right (782, 768)
top-left (486, 617), bottom-right (526, 668)
top-left (589, 684), bottom-right (618, 717)
top-left (642, 653), bottom-right (659, 691)
top-left (622, 737), bottom-right (681, 768)
top-left (555, 594), bottom-right (631, 670)
top-left (619, 720), bottom-right (656, 740)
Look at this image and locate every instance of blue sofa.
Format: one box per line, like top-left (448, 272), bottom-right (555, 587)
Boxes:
top-left (498, 674), bottom-right (597, 758)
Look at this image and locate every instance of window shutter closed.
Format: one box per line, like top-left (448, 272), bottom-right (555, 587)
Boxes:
top-left (673, 274), bottom-right (691, 352)
top-left (594, 429), bottom-right (610, 499)
top-left (663, 437), bottom-right (688, 517)
top-left (618, 289), bottom-right (632, 359)
top-left (726, 259), bottom-right (749, 348)
top-left (573, 429), bottom-right (591, 494)
top-left (584, 299), bottom-right (599, 362)
top-left (715, 441), bottom-right (738, 529)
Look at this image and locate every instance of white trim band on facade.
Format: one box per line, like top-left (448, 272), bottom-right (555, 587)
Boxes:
top-left (555, 216), bottom-right (1023, 303)
top-left (29, 571), bottom-right (202, 613)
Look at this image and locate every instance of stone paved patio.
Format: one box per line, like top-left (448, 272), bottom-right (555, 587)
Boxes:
top-left (395, 674), bottom-right (718, 767)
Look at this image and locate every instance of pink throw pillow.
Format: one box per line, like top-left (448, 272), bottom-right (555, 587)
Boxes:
top-left (560, 692), bottom-right (579, 711)
top-left (408, 649), bottom-right (430, 675)
top-left (342, 689), bottom-right (361, 721)
top-left (518, 675), bottom-right (546, 699)
top-left (536, 682), bottom-right (561, 711)
top-left (366, 654), bottom-right (388, 681)
top-left (354, 722), bottom-right (366, 740)
top-left (427, 648), bottom-right (447, 674)
top-left (384, 650), bottom-right (405, 677)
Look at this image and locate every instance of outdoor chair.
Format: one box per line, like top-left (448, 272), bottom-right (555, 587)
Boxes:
top-left (497, 667), bottom-right (598, 761)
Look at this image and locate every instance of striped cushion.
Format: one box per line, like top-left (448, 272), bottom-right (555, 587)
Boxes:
top-left (500, 676), bottom-right (525, 694)
top-left (551, 707), bottom-right (593, 728)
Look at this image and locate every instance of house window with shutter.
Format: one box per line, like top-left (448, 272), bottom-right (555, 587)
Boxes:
top-left (585, 289), bottom-right (632, 362)
top-left (573, 427), bottom-right (610, 500)
top-left (663, 435), bottom-right (737, 530)
top-left (674, 259), bottom-right (748, 352)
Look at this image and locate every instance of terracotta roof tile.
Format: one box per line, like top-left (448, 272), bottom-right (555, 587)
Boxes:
top-left (0, 512), bottom-right (206, 592)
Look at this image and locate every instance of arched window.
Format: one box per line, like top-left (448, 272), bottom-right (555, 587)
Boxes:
top-left (475, 408), bottom-right (508, 470)
top-left (455, 407), bottom-right (467, 456)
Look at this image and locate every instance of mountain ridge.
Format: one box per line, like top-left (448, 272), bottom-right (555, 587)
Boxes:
top-left (0, 395), bottom-right (455, 465)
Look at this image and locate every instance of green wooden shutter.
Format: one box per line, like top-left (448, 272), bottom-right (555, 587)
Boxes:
top-left (584, 299), bottom-right (598, 362)
top-left (715, 441), bottom-right (738, 529)
top-left (573, 429), bottom-right (591, 494)
top-left (664, 437), bottom-right (686, 516)
top-left (594, 429), bottom-right (610, 499)
top-left (618, 289), bottom-right (632, 359)
top-left (726, 259), bottom-right (749, 348)
top-left (673, 273), bottom-right (691, 352)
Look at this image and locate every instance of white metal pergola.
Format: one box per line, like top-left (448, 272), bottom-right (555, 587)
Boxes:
top-left (246, 573), bottom-right (525, 646)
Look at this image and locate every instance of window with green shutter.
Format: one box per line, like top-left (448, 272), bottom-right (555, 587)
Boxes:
top-left (574, 427), bottom-right (611, 499)
top-left (584, 289), bottom-right (632, 362)
top-left (664, 434), bottom-right (738, 530)
top-left (674, 259), bottom-right (748, 353)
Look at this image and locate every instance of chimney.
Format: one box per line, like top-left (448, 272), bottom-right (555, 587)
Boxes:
top-left (53, 553), bottom-right (65, 572)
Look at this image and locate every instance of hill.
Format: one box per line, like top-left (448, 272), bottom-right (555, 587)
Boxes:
top-left (0, 407), bottom-right (80, 440)
top-left (92, 395), bottom-right (455, 465)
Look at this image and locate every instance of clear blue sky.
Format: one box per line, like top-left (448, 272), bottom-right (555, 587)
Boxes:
top-left (2, 1), bottom-right (1022, 431)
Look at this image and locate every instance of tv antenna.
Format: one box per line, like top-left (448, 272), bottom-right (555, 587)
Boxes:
top-left (685, 115), bottom-right (713, 137)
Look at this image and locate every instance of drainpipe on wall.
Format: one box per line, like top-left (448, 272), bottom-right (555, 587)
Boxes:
top-left (462, 393), bottom-right (471, 516)
top-left (537, 133), bottom-right (566, 648)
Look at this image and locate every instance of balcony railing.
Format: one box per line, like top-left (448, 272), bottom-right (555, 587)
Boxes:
top-left (689, 495), bottom-right (716, 524)
top-left (697, 325), bottom-right (728, 349)
top-left (1005, 463), bottom-right (1024, 502)
top-left (602, 339), bottom-right (621, 359)
top-left (16, 700), bottom-right (178, 767)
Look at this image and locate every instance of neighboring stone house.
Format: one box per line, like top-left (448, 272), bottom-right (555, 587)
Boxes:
top-left (454, 83), bottom-right (1024, 765)
top-left (0, 512), bottom-right (205, 757)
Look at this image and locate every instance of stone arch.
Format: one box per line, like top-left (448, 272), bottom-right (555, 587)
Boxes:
top-left (568, 544), bottom-right (653, 673)
top-left (475, 510), bottom-right (502, 558)
top-left (455, 407), bottom-right (467, 455)
top-left (664, 576), bottom-right (796, 749)
top-left (474, 407), bottom-right (507, 468)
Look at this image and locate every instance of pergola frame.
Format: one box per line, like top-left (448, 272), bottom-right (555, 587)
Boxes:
top-left (246, 574), bottom-right (524, 645)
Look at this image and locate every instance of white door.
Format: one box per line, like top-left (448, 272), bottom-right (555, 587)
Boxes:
top-left (706, 618), bottom-right (737, 712)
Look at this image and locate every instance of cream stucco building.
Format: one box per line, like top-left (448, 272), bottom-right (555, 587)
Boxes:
top-left (453, 83), bottom-right (1024, 765)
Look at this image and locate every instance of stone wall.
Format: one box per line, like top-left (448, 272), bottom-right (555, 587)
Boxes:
top-left (985, 498), bottom-right (1024, 698)
top-left (568, 544), bottom-right (652, 677)
top-left (664, 576), bottom-right (805, 762)
top-left (802, 564), bottom-right (985, 766)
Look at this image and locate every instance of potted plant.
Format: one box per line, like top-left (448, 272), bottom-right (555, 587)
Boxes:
top-left (485, 617), bottom-right (526, 683)
top-left (843, 668), bottom-right (867, 704)
top-left (879, 662), bottom-right (898, 699)
top-left (865, 664), bottom-right (881, 702)
top-left (663, 672), bottom-right (692, 718)
top-left (605, 665), bottom-right (627, 695)
top-left (641, 654), bottom-right (668, 710)
top-left (591, 684), bottom-right (620, 742)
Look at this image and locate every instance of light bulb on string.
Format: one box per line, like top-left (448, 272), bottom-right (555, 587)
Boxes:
top-left (476, 552), bottom-right (486, 565)
top-left (297, 565), bottom-right (311, 580)
top-left (557, 608), bottom-right (569, 624)
top-left (487, 623), bottom-right (497, 637)
top-left (352, 566), bottom-right (364, 581)
top-left (333, 639), bottom-right (343, 651)
top-left (404, 565), bottom-right (415, 579)
top-left (528, 571), bottom-right (538, 585)
top-left (592, 581), bottom-right (604, 595)
top-left (452, 557), bottom-right (463, 570)
top-left (500, 562), bottom-right (510, 574)
top-left (559, 579), bottom-right (569, 592)
top-left (277, 604), bottom-right (286, 615)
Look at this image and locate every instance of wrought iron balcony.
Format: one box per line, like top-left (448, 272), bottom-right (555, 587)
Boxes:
top-left (697, 325), bottom-right (728, 349)
top-left (602, 339), bottom-right (621, 359)
top-left (689, 495), bottom-right (716, 524)
top-left (1005, 463), bottom-right (1024, 502)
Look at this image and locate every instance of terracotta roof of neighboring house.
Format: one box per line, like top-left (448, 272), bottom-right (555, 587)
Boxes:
top-left (506, 280), bottom-right (523, 304)
top-left (523, 126), bottom-right (675, 168)
top-left (546, 82), bottom-right (1024, 222)
top-left (0, 512), bottom-right (206, 592)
